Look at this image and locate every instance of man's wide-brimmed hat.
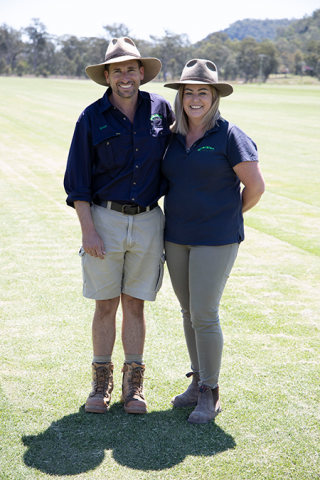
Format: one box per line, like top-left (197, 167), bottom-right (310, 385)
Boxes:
top-left (164, 59), bottom-right (233, 97)
top-left (85, 37), bottom-right (161, 86)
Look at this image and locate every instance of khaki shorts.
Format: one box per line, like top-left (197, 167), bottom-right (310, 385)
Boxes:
top-left (79, 204), bottom-right (165, 301)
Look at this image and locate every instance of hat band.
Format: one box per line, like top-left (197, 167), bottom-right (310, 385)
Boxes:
top-left (104, 51), bottom-right (141, 62)
top-left (181, 75), bottom-right (217, 83)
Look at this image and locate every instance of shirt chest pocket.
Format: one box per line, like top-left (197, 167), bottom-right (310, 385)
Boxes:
top-left (93, 131), bottom-right (129, 172)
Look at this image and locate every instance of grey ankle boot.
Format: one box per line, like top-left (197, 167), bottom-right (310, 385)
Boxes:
top-left (171, 372), bottom-right (200, 407)
top-left (187, 385), bottom-right (221, 424)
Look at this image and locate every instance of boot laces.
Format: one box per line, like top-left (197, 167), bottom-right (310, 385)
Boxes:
top-left (93, 366), bottom-right (112, 394)
top-left (128, 367), bottom-right (144, 397)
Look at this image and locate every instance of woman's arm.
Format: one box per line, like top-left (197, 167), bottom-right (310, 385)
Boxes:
top-left (233, 161), bottom-right (265, 213)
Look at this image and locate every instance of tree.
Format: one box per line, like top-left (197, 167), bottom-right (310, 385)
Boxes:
top-left (224, 52), bottom-right (238, 80)
top-left (133, 39), bottom-right (153, 58)
top-left (0, 58), bottom-right (7, 74)
top-left (0, 24), bottom-right (23, 72)
top-left (294, 49), bottom-right (304, 75)
top-left (103, 23), bottom-right (131, 40)
top-left (194, 33), bottom-right (233, 78)
top-left (305, 40), bottom-right (320, 78)
top-left (236, 37), bottom-right (260, 82)
top-left (258, 40), bottom-right (279, 81)
top-left (85, 37), bottom-right (109, 65)
top-left (24, 18), bottom-right (47, 73)
top-left (150, 30), bottom-right (192, 81)
top-left (59, 35), bottom-right (85, 61)
top-left (275, 37), bottom-right (296, 73)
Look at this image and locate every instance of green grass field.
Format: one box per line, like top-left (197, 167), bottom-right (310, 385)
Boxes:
top-left (0, 77), bottom-right (319, 480)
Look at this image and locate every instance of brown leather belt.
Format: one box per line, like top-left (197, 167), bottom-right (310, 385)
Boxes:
top-left (94, 200), bottom-right (158, 215)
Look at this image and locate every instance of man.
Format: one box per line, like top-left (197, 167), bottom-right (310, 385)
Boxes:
top-left (64, 37), bottom-right (174, 414)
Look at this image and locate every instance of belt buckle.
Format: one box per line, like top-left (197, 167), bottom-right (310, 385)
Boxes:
top-left (121, 204), bottom-right (140, 215)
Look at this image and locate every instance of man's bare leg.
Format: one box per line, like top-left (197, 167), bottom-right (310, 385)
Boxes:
top-left (85, 297), bottom-right (120, 414)
top-left (121, 293), bottom-right (145, 355)
top-left (121, 293), bottom-right (147, 413)
top-left (92, 297), bottom-right (120, 355)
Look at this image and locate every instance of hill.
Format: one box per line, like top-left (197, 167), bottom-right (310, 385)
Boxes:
top-left (220, 18), bottom-right (295, 42)
top-left (276, 9), bottom-right (320, 47)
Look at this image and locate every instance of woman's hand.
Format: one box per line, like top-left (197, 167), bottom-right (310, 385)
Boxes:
top-left (233, 161), bottom-right (265, 213)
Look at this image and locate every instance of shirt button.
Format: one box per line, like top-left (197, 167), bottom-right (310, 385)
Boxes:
top-left (134, 132), bottom-right (136, 135)
top-left (123, 117), bottom-right (126, 120)
top-left (107, 142), bottom-right (109, 145)
top-left (132, 198), bottom-right (135, 201)
top-left (133, 182), bottom-right (136, 185)
top-left (136, 148), bottom-right (139, 152)
top-left (136, 165), bottom-right (139, 168)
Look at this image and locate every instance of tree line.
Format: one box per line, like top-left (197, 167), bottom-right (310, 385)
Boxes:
top-left (0, 10), bottom-right (319, 83)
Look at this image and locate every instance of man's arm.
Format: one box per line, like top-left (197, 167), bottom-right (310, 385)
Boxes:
top-left (74, 201), bottom-right (106, 259)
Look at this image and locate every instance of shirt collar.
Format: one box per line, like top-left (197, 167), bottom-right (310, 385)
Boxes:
top-left (98, 88), bottom-right (113, 113)
top-left (203, 119), bottom-right (222, 136)
top-left (99, 88), bottom-right (149, 114)
top-left (176, 119), bottom-right (222, 147)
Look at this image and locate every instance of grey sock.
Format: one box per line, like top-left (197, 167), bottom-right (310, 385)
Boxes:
top-left (92, 355), bottom-right (112, 364)
top-left (124, 354), bottom-right (144, 364)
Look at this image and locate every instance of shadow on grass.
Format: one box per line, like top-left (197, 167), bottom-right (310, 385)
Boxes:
top-left (22, 402), bottom-right (236, 475)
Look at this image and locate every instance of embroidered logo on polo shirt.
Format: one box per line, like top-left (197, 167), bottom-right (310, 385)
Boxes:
top-left (100, 125), bottom-right (108, 130)
top-left (150, 114), bottom-right (163, 121)
top-left (150, 114), bottom-right (163, 134)
top-left (198, 146), bottom-right (215, 152)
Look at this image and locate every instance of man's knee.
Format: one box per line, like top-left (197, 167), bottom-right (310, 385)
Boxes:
top-left (121, 293), bottom-right (144, 316)
top-left (95, 297), bottom-right (120, 316)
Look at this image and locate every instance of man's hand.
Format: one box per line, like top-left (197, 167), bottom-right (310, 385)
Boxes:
top-left (82, 230), bottom-right (106, 259)
top-left (74, 200), bottom-right (106, 260)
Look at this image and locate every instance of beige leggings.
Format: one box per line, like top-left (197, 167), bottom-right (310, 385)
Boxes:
top-left (165, 241), bottom-right (239, 389)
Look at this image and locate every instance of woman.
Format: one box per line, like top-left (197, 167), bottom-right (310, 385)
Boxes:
top-left (162, 59), bottom-right (265, 424)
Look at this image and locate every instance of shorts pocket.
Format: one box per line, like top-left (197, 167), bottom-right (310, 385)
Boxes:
top-left (155, 253), bottom-right (166, 293)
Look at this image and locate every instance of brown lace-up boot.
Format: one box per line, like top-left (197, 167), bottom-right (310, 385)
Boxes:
top-left (171, 372), bottom-right (200, 407)
top-left (121, 362), bottom-right (147, 414)
top-left (187, 385), bottom-right (221, 424)
top-left (85, 362), bottom-right (114, 414)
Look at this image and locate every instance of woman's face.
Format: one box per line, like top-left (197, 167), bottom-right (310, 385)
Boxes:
top-left (182, 84), bottom-right (214, 122)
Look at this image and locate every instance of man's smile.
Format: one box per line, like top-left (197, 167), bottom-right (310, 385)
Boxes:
top-left (118, 83), bottom-right (133, 89)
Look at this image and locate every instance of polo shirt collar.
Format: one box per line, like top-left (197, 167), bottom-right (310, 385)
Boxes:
top-left (176, 119), bottom-right (222, 150)
top-left (202, 120), bottom-right (221, 136)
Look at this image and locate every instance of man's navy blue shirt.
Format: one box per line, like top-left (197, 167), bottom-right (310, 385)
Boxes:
top-left (64, 88), bottom-right (174, 208)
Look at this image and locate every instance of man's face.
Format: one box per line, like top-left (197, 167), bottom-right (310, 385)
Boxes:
top-left (104, 60), bottom-right (144, 99)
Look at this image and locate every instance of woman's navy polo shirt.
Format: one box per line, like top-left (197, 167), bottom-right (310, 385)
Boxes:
top-left (161, 119), bottom-right (258, 246)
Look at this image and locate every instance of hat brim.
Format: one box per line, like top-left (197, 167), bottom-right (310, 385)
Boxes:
top-left (164, 80), bottom-right (233, 97)
top-left (86, 56), bottom-right (161, 86)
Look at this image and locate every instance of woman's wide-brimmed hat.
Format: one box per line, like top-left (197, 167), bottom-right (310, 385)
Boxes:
top-left (86, 37), bottom-right (161, 86)
top-left (164, 59), bottom-right (233, 97)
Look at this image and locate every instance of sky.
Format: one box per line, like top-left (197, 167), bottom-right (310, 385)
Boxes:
top-left (1, 0), bottom-right (319, 43)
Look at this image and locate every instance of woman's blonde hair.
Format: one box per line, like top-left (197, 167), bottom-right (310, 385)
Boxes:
top-left (171, 85), bottom-right (221, 135)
